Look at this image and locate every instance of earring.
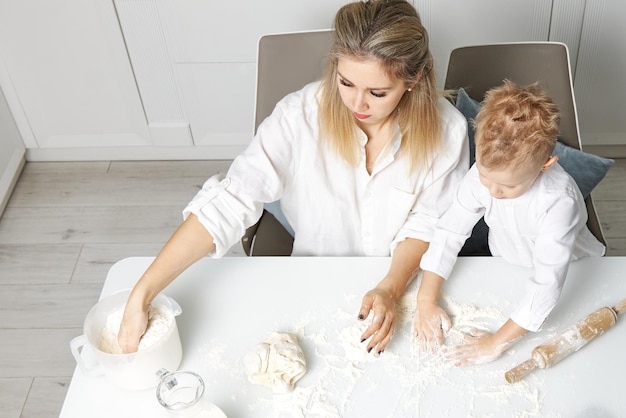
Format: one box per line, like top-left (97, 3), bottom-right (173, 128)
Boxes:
top-left (407, 88), bottom-right (412, 92)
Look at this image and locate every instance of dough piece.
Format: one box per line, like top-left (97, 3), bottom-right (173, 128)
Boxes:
top-left (244, 332), bottom-right (307, 393)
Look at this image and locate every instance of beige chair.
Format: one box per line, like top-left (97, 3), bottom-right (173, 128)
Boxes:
top-left (243, 38), bottom-right (608, 255)
top-left (444, 42), bottom-right (607, 246)
top-left (241, 30), bottom-right (333, 256)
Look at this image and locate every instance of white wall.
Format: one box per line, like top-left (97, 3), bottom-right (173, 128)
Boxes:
top-left (0, 0), bottom-right (624, 162)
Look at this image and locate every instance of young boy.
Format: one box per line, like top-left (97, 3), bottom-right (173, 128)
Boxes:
top-left (413, 80), bottom-right (606, 366)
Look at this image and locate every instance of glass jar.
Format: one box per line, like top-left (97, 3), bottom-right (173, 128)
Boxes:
top-left (156, 369), bottom-right (226, 418)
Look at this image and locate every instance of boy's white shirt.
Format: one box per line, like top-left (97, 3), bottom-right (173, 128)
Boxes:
top-left (420, 163), bottom-right (606, 331)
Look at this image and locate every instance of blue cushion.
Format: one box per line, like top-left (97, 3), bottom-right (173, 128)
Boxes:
top-left (552, 141), bottom-right (614, 198)
top-left (455, 87), bottom-right (481, 166)
top-left (454, 87), bottom-right (614, 198)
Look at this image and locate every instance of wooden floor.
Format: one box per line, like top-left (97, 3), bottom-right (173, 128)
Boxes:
top-left (0, 159), bottom-right (625, 418)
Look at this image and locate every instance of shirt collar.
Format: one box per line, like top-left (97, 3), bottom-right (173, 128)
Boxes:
top-left (356, 124), bottom-right (401, 154)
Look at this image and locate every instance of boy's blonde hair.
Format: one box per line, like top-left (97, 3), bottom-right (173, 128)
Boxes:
top-left (318, 0), bottom-right (441, 172)
top-left (474, 80), bottom-right (560, 170)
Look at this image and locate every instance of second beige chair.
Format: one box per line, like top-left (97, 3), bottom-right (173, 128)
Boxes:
top-left (242, 30), bottom-right (333, 256)
top-left (444, 42), bottom-right (608, 247)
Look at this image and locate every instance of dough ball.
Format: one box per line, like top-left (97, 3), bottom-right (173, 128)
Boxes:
top-left (244, 332), bottom-right (306, 393)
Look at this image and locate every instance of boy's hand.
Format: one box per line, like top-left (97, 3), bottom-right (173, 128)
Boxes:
top-left (358, 285), bottom-right (397, 355)
top-left (413, 300), bottom-right (451, 352)
top-left (448, 318), bottom-right (528, 366)
top-left (447, 329), bottom-right (507, 366)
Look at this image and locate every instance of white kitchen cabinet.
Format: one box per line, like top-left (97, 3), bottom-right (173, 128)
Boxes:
top-left (572, 0), bottom-right (626, 147)
top-left (0, 0), bottom-right (623, 161)
top-left (0, 0), bottom-right (151, 161)
top-left (113, 0), bottom-right (345, 159)
top-left (423, 0), bottom-right (626, 149)
top-left (418, 0), bottom-right (552, 84)
top-left (116, 0), bottom-right (556, 159)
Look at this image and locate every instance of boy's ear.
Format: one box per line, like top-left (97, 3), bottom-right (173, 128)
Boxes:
top-left (541, 155), bottom-right (559, 172)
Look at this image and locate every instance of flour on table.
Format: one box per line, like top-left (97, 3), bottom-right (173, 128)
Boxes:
top-left (98, 306), bottom-right (173, 354)
top-left (202, 288), bottom-right (550, 417)
top-left (244, 332), bottom-right (307, 393)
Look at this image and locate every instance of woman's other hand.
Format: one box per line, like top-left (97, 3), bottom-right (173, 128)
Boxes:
top-left (357, 238), bottom-right (428, 355)
top-left (358, 284), bottom-right (398, 354)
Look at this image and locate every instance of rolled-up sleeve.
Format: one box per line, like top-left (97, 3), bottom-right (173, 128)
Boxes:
top-left (182, 95), bottom-right (298, 258)
top-left (183, 176), bottom-right (264, 258)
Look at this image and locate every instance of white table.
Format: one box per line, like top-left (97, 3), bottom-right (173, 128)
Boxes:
top-left (60, 256), bottom-right (626, 417)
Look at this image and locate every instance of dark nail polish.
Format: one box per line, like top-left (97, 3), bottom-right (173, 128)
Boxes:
top-left (358, 314), bottom-right (364, 320)
top-left (378, 349), bottom-right (384, 355)
top-left (367, 347), bottom-right (373, 353)
top-left (360, 338), bottom-right (366, 343)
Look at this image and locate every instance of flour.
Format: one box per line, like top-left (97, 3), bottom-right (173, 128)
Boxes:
top-left (236, 287), bottom-right (551, 418)
top-left (97, 306), bottom-right (173, 354)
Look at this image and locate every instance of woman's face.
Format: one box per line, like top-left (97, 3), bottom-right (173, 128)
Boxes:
top-left (336, 57), bottom-right (409, 128)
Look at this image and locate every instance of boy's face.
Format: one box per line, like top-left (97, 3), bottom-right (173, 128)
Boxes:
top-left (476, 162), bottom-right (543, 199)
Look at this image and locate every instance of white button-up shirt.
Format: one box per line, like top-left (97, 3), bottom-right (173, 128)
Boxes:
top-left (420, 163), bottom-right (606, 331)
top-left (184, 81), bottom-right (469, 258)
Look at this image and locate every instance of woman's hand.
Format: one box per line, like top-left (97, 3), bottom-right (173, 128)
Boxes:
top-left (358, 238), bottom-right (428, 355)
top-left (413, 300), bottom-right (451, 352)
top-left (117, 214), bottom-right (216, 353)
top-left (358, 285), bottom-right (398, 354)
top-left (117, 301), bottom-right (150, 354)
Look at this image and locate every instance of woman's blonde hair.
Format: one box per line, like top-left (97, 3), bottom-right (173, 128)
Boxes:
top-left (474, 80), bottom-right (560, 170)
top-left (318, 0), bottom-right (441, 171)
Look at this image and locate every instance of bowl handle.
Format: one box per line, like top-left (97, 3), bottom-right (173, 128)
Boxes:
top-left (70, 335), bottom-right (103, 377)
top-left (163, 295), bottom-right (182, 316)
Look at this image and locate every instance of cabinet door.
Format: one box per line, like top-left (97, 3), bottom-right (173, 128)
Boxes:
top-left (120, 0), bottom-right (553, 157)
top-left (0, 0), bottom-right (150, 157)
top-left (415, 0), bottom-right (552, 85)
top-left (573, 1), bottom-right (626, 146)
top-left (115, 0), bottom-right (346, 157)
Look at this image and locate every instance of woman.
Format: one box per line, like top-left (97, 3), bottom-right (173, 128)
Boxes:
top-left (118, 0), bottom-right (468, 355)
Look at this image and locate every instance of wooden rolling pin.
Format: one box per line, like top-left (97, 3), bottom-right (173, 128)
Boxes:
top-left (505, 298), bottom-right (626, 383)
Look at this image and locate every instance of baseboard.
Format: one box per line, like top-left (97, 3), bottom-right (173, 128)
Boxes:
top-left (25, 145), bottom-right (247, 161)
top-left (584, 145), bottom-right (626, 159)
